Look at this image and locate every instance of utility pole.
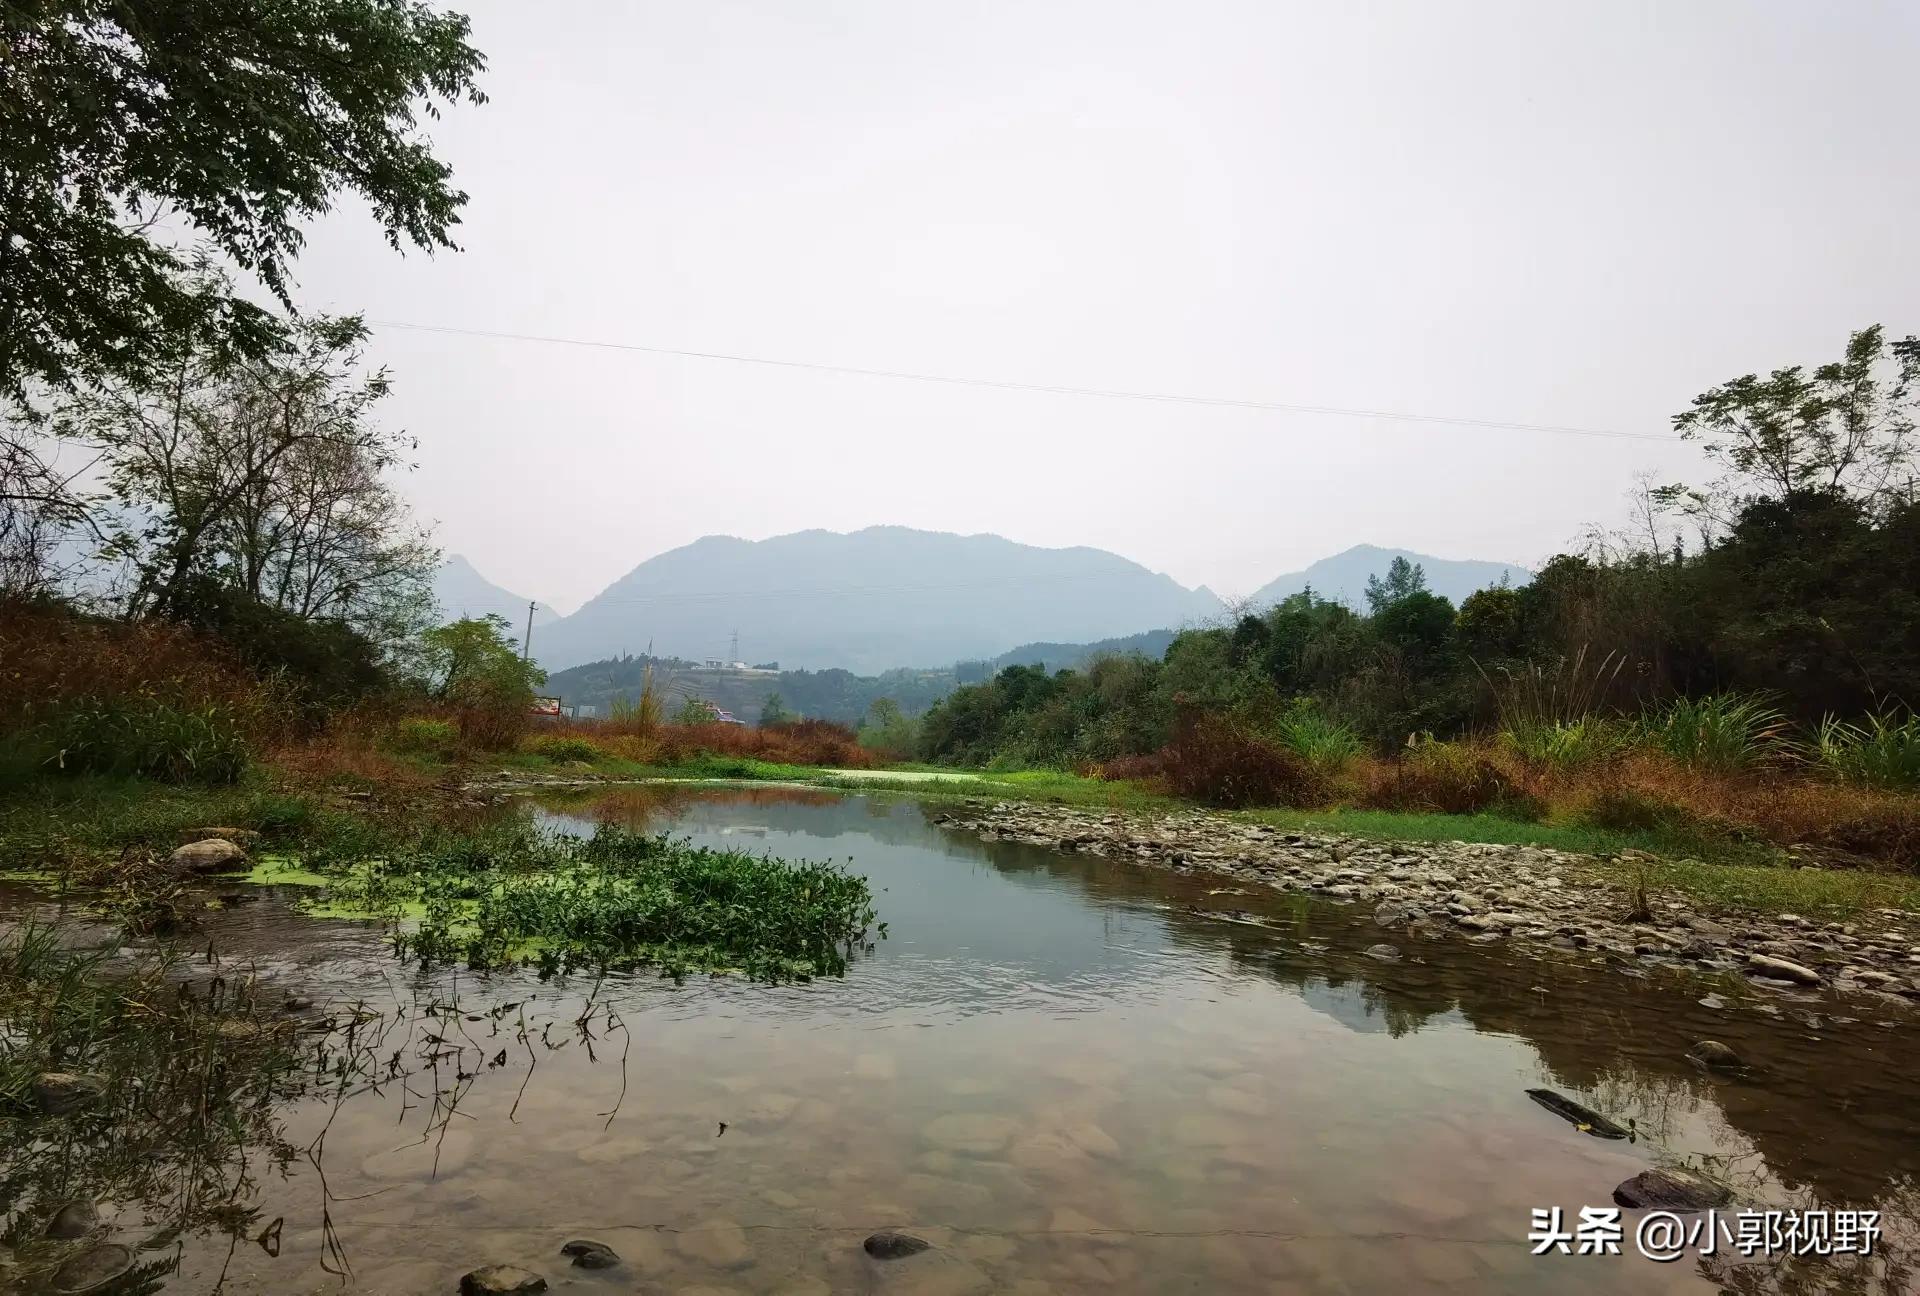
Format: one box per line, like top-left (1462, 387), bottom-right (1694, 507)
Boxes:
top-left (523, 600), bottom-right (536, 662)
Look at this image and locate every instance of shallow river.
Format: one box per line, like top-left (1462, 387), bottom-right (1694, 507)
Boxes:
top-left (7, 786), bottom-right (1918, 1294)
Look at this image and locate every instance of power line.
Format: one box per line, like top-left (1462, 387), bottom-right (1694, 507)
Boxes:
top-left (368, 317), bottom-right (1680, 444)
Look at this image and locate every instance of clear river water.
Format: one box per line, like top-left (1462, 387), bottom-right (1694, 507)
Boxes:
top-left (3, 785), bottom-right (1915, 1295)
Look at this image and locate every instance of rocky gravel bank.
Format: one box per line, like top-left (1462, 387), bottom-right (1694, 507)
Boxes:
top-left (937, 802), bottom-right (1920, 1010)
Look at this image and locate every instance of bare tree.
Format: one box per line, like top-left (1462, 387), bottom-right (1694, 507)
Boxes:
top-left (57, 274), bottom-right (436, 652)
top-left (0, 406), bottom-right (97, 597)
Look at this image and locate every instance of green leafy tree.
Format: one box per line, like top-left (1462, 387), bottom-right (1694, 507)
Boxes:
top-left (1454, 584), bottom-right (1525, 660)
top-left (675, 698), bottom-right (719, 725)
top-left (1, 0), bottom-right (485, 593)
top-left (759, 692), bottom-right (792, 726)
top-left (1364, 556), bottom-right (1428, 614)
top-left (418, 614), bottom-right (542, 748)
top-left (858, 697), bottom-right (916, 756)
top-left (0, 0), bottom-right (487, 402)
top-left (1661, 326), bottom-right (1920, 528)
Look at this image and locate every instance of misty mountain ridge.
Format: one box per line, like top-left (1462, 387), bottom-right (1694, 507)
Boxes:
top-left (452, 530), bottom-right (1530, 675)
top-left (431, 555), bottom-right (559, 637)
top-left (531, 526), bottom-right (1224, 674)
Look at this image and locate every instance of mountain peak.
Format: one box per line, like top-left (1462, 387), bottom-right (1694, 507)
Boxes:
top-left (534, 529), bottom-right (1225, 673)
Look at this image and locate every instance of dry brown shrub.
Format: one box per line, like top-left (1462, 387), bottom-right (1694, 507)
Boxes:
top-left (656, 718), bottom-right (873, 768)
top-left (1363, 739), bottom-right (1538, 816)
top-left (0, 598), bottom-right (289, 745)
top-left (1147, 713), bottom-right (1326, 809)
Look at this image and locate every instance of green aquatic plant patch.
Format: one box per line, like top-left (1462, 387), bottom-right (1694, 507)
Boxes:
top-left (315, 824), bottom-right (877, 981)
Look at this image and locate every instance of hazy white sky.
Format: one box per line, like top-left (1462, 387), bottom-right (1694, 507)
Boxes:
top-left (290, 0), bottom-right (1920, 612)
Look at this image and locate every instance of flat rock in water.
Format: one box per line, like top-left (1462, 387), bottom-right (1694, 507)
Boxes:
top-left (44, 1198), bottom-right (100, 1239)
top-left (51, 1243), bottom-right (134, 1294)
top-left (459, 1264), bottom-right (547, 1295)
top-left (34, 1072), bottom-right (106, 1116)
top-left (1364, 943), bottom-right (1401, 962)
top-left (560, 1239), bottom-right (618, 1269)
top-left (1746, 953), bottom-right (1820, 985)
top-left (1525, 1088), bottom-right (1630, 1139)
top-left (168, 838), bottom-right (247, 874)
top-left (1685, 1040), bottom-right (1744, 1071)
top-left (1613, 1167), bottom-right (1733, 1211)
top-left (864, 1231), bottom-right (932, 1260)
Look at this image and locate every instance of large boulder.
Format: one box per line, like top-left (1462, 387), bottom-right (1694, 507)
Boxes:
top-left (168, 838), bottom-right (247, 875)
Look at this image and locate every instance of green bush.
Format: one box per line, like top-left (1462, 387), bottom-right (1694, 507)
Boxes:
top-left (1815, 711), bottom-right (1920, 790)
top-left (1501, 716), bottom-right (1630, 769)
top-left (1268, 700), bottom-right (1363, 771)
top-left (40, 697), bottom-right (249, 784)
top-left (533, 736), bottom-right (602, 763)
top-left (1641, 693), bottom-right (1788, 771)
top-left (390, 716), bottom-right (458, 755)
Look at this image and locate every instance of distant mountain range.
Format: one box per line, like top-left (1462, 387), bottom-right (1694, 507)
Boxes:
top-left (529, 527), bottom-right (1225, 674)
top-left (447, 531), bottom-right (1531, 674)
top-left (1247, 544), bottom-right (1528, 609)
top-left (431, 555), bottom-right (558, 642)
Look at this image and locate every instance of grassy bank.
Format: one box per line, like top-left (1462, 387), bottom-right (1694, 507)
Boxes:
top-left (6, 722), bottom-right (1917, 931)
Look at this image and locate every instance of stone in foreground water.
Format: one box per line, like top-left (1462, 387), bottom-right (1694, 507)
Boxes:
top-left (560, 1238), bottom-right (619, 1268)
top-left (1686, 1039), bottom-right (1743, 1071)
top-left (459, 1264), bottom-right (547, 1295)
top-left (33, 1072), bottom-right (105, 1116)
top-left (44, 1198), bottom-right (99, 1239)
top-left (51, 1243), bottom-right (133, 1293)
top-left (865, 1231), bottom-right (932, 1259)
top-left (1613, 1166), bottom-right (1733, 1210)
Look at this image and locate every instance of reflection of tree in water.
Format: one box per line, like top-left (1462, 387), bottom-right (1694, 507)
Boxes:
top-left (1, 932), bottom-right (308, 1292)
top-left (0, 927), bottom-right (632, 1293)
top-left (1693, 1178), bottom-right (1919, 1296)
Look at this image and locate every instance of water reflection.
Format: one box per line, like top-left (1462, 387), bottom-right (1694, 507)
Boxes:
top-left (0, 786), bottom-right (1913, 1294)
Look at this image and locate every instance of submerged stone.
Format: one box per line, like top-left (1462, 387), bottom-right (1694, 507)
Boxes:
top-left (459, 1264), bottom-right (547, 1295)
top-left (1685, 1040), bottom-right (1744, 1071)
top-left (864, 1231), bottom-right (932, 1260)
top-left (560, 1239), bottom-right (619, 1269)
top-left (33, 1072), bottom-right (106, 1116)
top-left (51, 1243), bottom-right (134, 1293)
top-left (44, 1198), bottom-right (99, 1240)
top-left (1525, 1088), bottom-right (1630, 1139)
top-left (1364, 943), bottom-right (1401, 962)
top-left (1613, 1167), bottom-right (1733, 1211)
